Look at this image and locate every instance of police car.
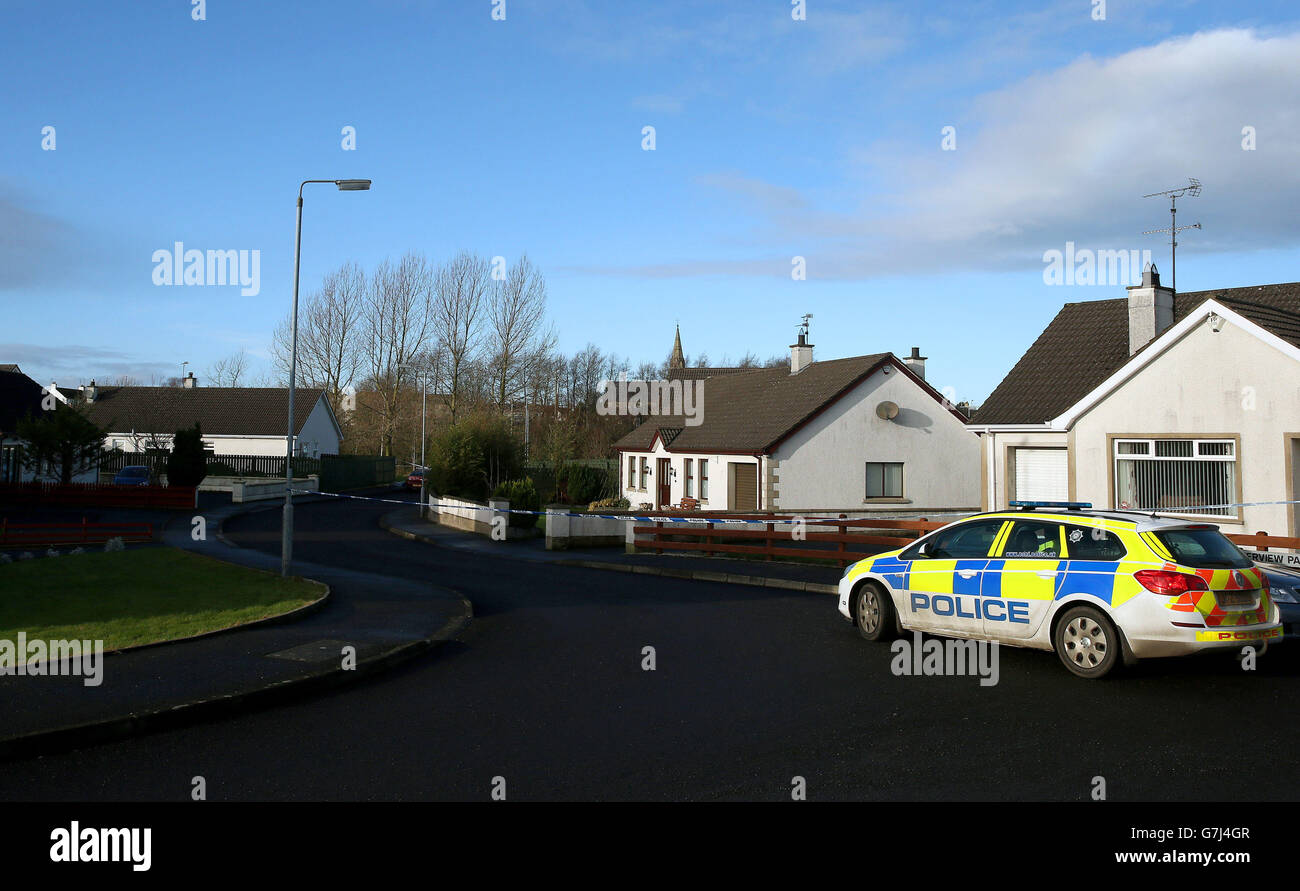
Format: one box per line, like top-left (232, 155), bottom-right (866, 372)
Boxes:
top-left (837, 502), bottom-right (1283, 678)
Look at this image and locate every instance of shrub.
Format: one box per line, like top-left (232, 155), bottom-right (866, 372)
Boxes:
top-left (492, 477), bottom-right (539, 528)
top-left (588, 497), bottom-right (630, 512)
top-left (167, 422), bottom-right (208, 487)
top-left (559, 463), bottom-right (609, 505)
top-left (428, 414), bottom-right (523, 501)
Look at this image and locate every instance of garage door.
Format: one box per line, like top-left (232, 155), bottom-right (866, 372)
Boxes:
top-left (730, 462), bottom-right (758, 511)
top-left (1013, 448), bottom-right (1068, 502)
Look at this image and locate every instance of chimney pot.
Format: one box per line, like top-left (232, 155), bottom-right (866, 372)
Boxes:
top-left (903, 346), bottom-right (927, 380)
top-left (1126, 263), bottom-right (1174, 355)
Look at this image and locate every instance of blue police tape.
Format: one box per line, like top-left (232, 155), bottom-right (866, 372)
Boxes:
top-left (289, 488), bottom-right (882, 526)
top-left (290, 488), bottom-right (1300, 526)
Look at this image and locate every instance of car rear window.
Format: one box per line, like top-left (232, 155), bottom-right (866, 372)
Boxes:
top-left (1154, 528), bottom-right (1250, 569)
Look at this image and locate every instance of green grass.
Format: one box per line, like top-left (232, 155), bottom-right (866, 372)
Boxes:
top-left (0, 548), bottom-right (324, 652)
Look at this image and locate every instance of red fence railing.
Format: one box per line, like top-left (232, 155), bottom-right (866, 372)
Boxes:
top-left (0, 518), bottom-right (154, 548)
top-left (0, 482), bottom-right (196, 509)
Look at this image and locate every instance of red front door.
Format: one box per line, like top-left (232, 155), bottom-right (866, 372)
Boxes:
top-left (657, 458), bottom-right (671, 508)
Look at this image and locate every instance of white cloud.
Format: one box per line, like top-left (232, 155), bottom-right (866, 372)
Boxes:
top-left (582, 28), bottom-right (1300, 281)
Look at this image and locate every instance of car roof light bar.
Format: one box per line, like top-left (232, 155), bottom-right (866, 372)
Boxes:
top-left (1008, 501), bottom-right (1093, 511)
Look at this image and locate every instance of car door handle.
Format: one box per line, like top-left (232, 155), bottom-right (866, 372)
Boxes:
top-left (957, 570), bottom-right (978, 579)
top-left (1036, 570), bottom-right (1056, 578)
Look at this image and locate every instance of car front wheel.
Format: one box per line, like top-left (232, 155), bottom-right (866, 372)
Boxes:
top-left (1054, 605), bottom-right (1120, 679)
top-left (854, 583), bottom-right (896, 642)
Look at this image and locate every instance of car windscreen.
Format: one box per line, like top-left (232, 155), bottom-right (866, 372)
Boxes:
top-left (1154, 527), bottom-right (1251, 569)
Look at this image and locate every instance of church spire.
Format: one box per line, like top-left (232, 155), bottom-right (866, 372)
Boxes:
top-left (669, 323), bottom-right (685, 369)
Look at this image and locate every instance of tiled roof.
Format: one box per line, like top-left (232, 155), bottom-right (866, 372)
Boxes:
top-left (79, 386), bottom-right (328, 437)
top-left (613, 353), bottom-right (896, 453)
top-left (666, 366), bottom-right (750, 381)
top-left (0, 369), bottom-right (45, 436)
top-left (972, 281), bottom-right (1300, 425)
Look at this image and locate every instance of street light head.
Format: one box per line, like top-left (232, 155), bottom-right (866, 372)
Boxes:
top-left (336, 179), bottom-right (372, 191)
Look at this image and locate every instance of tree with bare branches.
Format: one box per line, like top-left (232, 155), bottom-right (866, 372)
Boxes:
top-left (431, 251), bottom-right (490, 424)
top-left (206, 349), bottom-right (250, 387)
top-left (485, 254), bottom-right (555, 410)
top-left (271, 262), bottom-right (366, 411)
top-left (361, 252), bottom-right (435, 456)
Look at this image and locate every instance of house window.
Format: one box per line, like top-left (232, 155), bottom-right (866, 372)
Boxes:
top-left (639, 457), bottom-right (649, 490)
top-left (1114, 438), bottom-right (1237, 518)
top-left (627, 457), bottom-right (636, 489)
top-left (684, 459), bottom-right (693, 498)
top-left (700, 460), bottom-right (709, 500)
top-left (866, 462), bottom-right (903, 498)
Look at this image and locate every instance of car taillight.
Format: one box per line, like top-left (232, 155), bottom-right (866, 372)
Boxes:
top-left (1134, 569), bottom-right (1209, 596)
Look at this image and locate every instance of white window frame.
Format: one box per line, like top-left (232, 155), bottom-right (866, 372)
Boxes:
top-left (700, 459), bottom-right (709, 501)
top-left (1113, 438), bottom-right (1239, 520)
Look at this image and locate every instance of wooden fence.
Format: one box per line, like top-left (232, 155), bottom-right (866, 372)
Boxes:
top-left (633, 519), bottom-right (1300, 569)
top-left (99, 451), bottom-right (320, 478)
top-left (0, 518), bottom-right (154, 549)
top-left (0, 482), bottom-right (196, 509)
top-left (632, 512), bottom-right (947, 567)
top-left (1227, 531), bottom-right (1300, 552)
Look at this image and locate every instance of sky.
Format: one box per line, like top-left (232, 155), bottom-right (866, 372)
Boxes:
top-left (3, 0), bottom-right (1299, 406)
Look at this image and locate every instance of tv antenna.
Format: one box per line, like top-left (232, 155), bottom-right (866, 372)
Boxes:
top-left (798, 313), bottom-right (813, 339)
top-left (1142, 178), bottom-right (1202, 291)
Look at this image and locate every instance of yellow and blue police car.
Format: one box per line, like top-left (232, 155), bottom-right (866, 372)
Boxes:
top-left (837, 502), bottom-right (1283, 678)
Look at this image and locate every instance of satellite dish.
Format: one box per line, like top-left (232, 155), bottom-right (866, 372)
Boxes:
top-left (876, 401), bottom-right (899, 420)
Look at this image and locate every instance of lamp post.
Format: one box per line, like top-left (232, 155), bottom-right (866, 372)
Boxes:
top-left (397, 363), bottom-right (429, 471)
top-left (282, 178), bottom-right (371, 577)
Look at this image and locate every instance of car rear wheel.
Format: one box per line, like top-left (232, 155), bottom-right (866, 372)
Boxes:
top-left (1054, 605), bottom-right (1120, 679)
top-left (854, 583), bottom-right (896, 642)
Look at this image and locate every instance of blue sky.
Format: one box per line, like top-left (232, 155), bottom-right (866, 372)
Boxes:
top-left (4, 0), bottom-right (1299, 405)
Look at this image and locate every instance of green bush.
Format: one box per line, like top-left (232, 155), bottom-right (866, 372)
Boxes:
top-left (427, 414), bottom-right (523, 500)
top-left (558, 463), bottom-right (609, 505)
top-left (167, 423), bottom-right (208, 487)
top-left (588, 497), bottom-right (630, 512)
top-left (492, 477), bottom-right (539, 528)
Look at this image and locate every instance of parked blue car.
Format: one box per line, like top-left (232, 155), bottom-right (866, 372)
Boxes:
top-left (113, 465), bottom-right (151, 486)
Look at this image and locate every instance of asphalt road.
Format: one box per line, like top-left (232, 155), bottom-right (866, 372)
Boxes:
top-left (2, 493), bottom-right (1298, 801)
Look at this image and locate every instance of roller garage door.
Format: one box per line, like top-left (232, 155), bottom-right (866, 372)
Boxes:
top-left (1013, 448), bottom-right (1068, 502)
top-left (729, 462), bottom-right (758, 511)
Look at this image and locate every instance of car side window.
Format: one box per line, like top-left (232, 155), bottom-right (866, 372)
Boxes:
top-left (1002, 521), bottom-right (1063, 559)
top-left (920, 520), bottom-right (1005, 559)
top-left (1063, 524), bottom-right (1126, 560)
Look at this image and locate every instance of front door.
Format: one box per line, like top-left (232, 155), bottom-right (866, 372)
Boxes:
top-left (657, 458), bottom-right (671, 508)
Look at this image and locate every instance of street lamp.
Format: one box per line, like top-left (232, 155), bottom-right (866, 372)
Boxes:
top-left (282, 178), bottom-right (372, 577)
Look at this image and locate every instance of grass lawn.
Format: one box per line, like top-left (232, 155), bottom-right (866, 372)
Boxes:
top-left (0, 548), bottom-right (325, 652)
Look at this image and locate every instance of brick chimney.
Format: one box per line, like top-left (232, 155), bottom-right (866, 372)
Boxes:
top-left (183, 372), bottom-right (197, 388)
top-left (903, 346), bottom-right (927, 380)
top-left (789, 331), bottom-right (814, 374)
top-left (1127, 263), bottom-right (1174, 355)
top-left (84, 379), bottom-right (97, 403)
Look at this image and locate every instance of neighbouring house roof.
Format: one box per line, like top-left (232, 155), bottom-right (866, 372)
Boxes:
top-left (0, 369), bottom-right (46, 437)
top-left (614, 352), bottom-right (939, 454)
top-left (972, 281), bottom-right (1300, 426)
top-left (666, 366), bottom-right (750, 381)
top-left (80, 386), bottom-right (332, 438)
